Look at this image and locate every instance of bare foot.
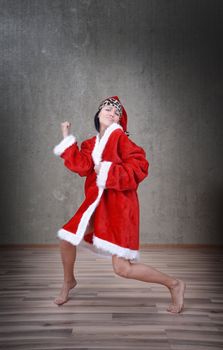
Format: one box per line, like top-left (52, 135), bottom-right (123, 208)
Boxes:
top-left (166, 279), bottom-right (186, 314)
top-left (54, 279), bottom-right (77, 306)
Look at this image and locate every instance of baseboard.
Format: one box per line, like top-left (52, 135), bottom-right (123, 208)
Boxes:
top-left (0, 243), bottom-right (222, 249)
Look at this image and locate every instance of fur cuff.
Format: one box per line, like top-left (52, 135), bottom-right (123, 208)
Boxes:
top-left (96, 161), bottom-right (112, 188)
top-left (53, 134), bottom-right (76, 156)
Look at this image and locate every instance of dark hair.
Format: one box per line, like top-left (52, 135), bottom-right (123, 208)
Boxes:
top-left (94, 110), bottom-right (130, 137)
top-left (94, 110), bottom-right (100, 132)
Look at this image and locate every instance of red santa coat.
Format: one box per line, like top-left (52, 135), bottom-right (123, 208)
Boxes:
top-left (53, 122), bottom-right (149, 261)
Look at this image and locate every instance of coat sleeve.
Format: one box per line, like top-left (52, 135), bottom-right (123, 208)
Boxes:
top-left (96, 133), bottom-right (149, 191)
top-left (53, 134), bottom-right (94, 177)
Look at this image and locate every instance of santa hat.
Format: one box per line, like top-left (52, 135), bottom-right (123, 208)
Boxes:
top-left (98, 95), bottom-right (128, 133)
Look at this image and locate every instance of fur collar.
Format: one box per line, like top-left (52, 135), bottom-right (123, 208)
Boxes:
top-left (92, 122), bottom-right (123, 165)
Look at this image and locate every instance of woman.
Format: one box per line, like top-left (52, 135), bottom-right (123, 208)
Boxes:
top-left (53, 95), bottom-right (186, 313)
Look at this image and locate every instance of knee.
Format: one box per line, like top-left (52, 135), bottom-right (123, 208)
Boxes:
top-left (112, 255), bottom-right (131, 278)
top-left (60, 239), bottom-right (76, 251)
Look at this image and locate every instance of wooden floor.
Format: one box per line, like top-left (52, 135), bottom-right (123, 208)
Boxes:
top-left (0, 246), bottom-right (223, 350)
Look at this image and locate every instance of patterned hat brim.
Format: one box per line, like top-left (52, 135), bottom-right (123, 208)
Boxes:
top-left (98, 98), bottom-right (123, 115)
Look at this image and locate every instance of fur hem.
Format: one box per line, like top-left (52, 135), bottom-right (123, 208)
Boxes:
top-left (79, 239), bottom-right (112, 259)
top-left (53, 134), bottom-right (76, 156)
top-left (96, 161), bottom-right (112, 188)
top-left (57, 187), bottom-right (104, 245)
top-left (57, 228), bottom-right (80, 245)
top-left (57, 229), bottom-right (140, 262)
top-left (93, 236), bottom-right (140, 262)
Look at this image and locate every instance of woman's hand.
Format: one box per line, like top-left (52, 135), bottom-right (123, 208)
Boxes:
top-left (61, 121), bottom-right (71, 138)
top-left (94, 162), bottom-right (102, 174)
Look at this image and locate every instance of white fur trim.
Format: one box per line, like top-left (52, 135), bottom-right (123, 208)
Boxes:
top-left (96, 161), bottom-right (112, 188)
top-left (79, 239), bottom-right (112, 259)
top-left (57, 228), bottom-right (80, 244)
top-left (57, 187), bottom-right (104, 245)
top-left (92, 122), bottom-right (122, 166)
top-left (93, 236), bottom-right (140, 262)
top-left (58, 232), bottom-right (140, 262)
top-left (53, 134), bottom-right (76, 156)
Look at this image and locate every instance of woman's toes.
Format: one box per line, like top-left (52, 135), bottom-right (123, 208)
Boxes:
top-left (166, 304), bottom-right (173, 311)
top-left (54, 297), bottom-right (68, 305)
top-left (167, 303), bottom-right (184, 313)
top-left (54, 280), bottom-right (77, 306)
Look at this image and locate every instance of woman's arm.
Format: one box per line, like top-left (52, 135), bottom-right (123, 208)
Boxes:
top-left (96, 132), bottom-right (149, 191)
top-left (53, 122), bottom-right (94, 177)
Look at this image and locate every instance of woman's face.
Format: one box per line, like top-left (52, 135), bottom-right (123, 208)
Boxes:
top-left (98, 105), bottom-right (121, 129)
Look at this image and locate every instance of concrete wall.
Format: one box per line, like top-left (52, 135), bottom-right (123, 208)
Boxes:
top-left (1, 0), bottom-right (223, 244)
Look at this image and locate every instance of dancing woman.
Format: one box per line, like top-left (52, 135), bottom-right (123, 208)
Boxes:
top-left (53, 96), bottom-right (186, 313)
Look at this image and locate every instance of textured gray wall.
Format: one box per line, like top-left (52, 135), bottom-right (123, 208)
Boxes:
top-left (1, 0), bottom-right (223, 245)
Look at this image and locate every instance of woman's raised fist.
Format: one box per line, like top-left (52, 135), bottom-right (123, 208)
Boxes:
top-left (61, 121), bottom-right (71, 138)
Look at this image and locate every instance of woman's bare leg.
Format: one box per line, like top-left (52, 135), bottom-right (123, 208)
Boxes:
top-left (112, 255), bottom-right (186, 313)
top-left (54, 240), bottom-right (77, 305)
